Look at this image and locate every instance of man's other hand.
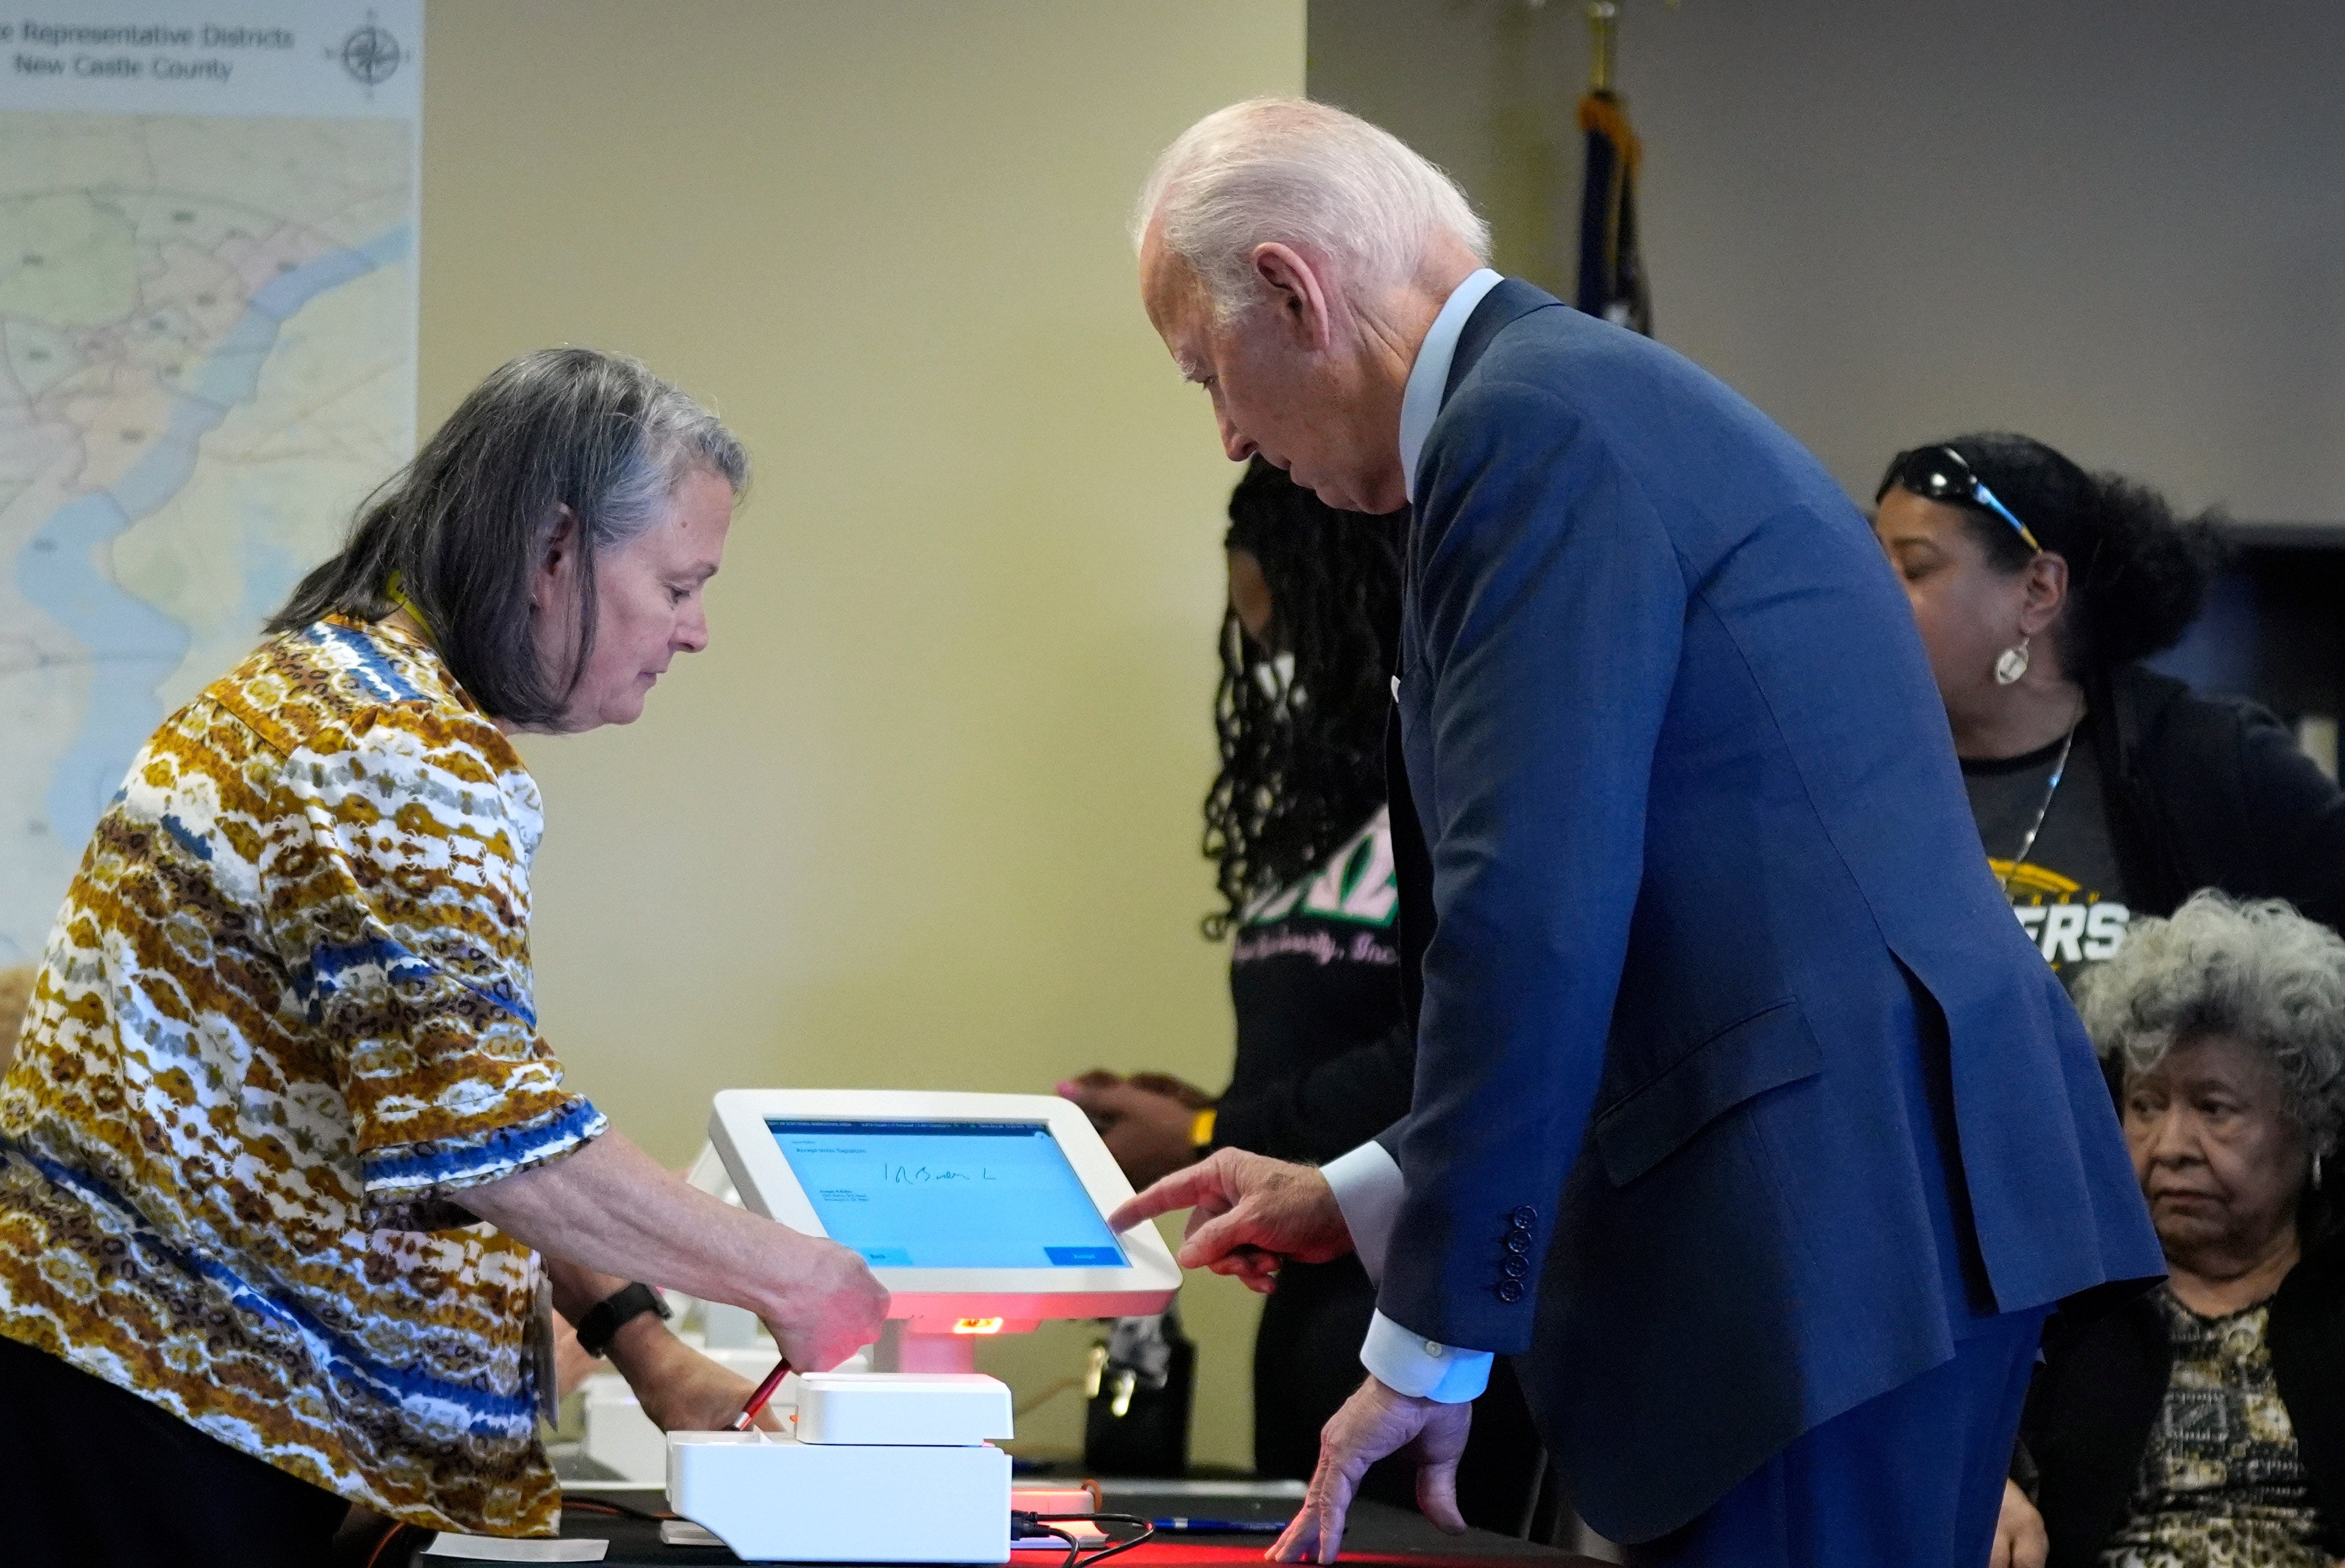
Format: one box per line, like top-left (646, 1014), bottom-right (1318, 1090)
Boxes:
top-left (1271, 1377), bottom-right (1470, 1563)
top-left (1108, 1147), bottom-right (1353, 1293)
top-left (1989, 1479), bottom-right (2047, 1568)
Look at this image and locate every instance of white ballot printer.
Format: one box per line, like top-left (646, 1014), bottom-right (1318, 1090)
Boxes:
top-left (660, 1089), bottom-right (1181, 1563)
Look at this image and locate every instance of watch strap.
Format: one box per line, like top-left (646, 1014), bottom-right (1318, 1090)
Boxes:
top-left (575, 1281), bottom-right (671, 1359)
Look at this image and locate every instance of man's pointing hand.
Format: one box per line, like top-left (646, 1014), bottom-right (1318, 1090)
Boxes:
top-left (1109, 1148), bottom-right (1356, 1293)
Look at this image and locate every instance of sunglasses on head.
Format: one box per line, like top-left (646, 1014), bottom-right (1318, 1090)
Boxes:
top-left (1887, 446), bottom-right (2041, 553)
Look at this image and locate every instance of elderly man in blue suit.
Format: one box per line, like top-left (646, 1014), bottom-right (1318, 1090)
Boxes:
top-left (1112, 99), bottom-right (2160, 1567)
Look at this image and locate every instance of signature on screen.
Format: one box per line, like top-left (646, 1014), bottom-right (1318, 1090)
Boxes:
top-left (879, 1165), bottom-right (1000, 1184)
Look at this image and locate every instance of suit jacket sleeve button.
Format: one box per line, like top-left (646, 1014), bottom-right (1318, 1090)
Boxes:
top-left (1501, 1255), bottom-right (1529, 1279)
top-left (1504, 1232), bottom-right (1532, 1254)
top-left (1495, 1280), bottom-right (1525, 1303)
top-left (1510, 1205), bottom-right (1538, 1228)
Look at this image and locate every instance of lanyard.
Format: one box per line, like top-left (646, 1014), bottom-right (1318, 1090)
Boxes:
top-left (383, 570), bottom-right (436, 645)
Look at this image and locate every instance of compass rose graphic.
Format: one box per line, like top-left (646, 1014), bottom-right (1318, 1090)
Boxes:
top-left (331, 10), bottom-right (405, 95)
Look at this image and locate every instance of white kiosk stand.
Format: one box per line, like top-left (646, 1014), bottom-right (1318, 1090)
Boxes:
top-left (665, 1090), bottom-right (1180, 1562)
top-left (710, 1089), bottom-right (1181, 1371)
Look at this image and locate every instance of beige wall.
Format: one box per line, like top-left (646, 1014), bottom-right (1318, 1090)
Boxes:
top-left (421, 3), bottom-right (1302, 1467)
top-left (1309, 0), bottom-right (2345, 525)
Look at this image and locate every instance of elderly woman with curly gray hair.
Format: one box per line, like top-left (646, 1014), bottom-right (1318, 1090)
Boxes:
top-left (1992, 892), bottom-right (2345, 1568)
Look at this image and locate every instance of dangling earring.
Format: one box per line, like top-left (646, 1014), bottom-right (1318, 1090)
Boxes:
top-left (1994, 635), bottom-right (2032, 687)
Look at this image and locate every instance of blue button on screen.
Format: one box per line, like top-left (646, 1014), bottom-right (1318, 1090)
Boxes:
top-left (1043, 1246), bottom-right (1123, 1268)
top-left (769, 1119), bottom-right (1129, 1272)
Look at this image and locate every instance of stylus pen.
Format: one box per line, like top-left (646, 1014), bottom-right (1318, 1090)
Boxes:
top-left (1148, 1519), bottom-right (1288, 1534)
top-left (730, 1358), bottom-right (793, 1431)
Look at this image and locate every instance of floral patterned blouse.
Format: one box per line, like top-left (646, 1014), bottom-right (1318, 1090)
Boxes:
top-left (0, 616), bottom-right (603, 1536)
top-left (2101, 1283), bottom-right (2330, 1568)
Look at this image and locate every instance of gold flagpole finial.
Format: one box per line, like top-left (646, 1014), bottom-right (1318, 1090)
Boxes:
top-left (1587, 2), bottom-right (1619, 94)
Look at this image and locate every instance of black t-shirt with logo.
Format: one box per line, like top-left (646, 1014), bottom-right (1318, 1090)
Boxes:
top-left (1215, 807), bottom-right (1413, 1164)
top-left (1963, 718), bottom-right (2132, 988)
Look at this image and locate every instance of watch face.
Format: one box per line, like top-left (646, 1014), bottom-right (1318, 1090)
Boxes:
top-left (581, 1282), bottom-right (667, 1357)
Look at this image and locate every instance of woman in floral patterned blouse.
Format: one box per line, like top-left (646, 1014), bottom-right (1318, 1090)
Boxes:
top-left (1995, 892), bottom-right (2345, 1568)
top-left (0, 349), bottom-right (888, 1567)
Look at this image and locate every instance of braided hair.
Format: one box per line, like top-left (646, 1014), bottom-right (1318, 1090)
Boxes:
top-left (1203, 459), bottom-right (1404, 939)
top-left (1876, 432), bottom-right (2226, 675)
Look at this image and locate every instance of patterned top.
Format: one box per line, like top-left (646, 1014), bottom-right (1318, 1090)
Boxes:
top-left (0, 616), bottom-right (605, 1536)
top-left (2101, 1284), bottom-right (2330, 1568)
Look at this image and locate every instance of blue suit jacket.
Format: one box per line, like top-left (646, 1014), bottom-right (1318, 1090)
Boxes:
top-left (1376, 280), bottom-right (2161, 1541)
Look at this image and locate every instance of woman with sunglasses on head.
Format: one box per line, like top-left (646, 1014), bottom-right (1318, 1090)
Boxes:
top-left (1872, 434), bottom-right (2345, 992)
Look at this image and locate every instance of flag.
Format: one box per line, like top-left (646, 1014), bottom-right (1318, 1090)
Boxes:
top-left (1575, 89), bottom-right (1652, 335)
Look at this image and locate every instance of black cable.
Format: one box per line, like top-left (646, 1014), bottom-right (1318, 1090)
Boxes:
top-left (1013, 1514), bottom-right (1081, 1568)
top-left (1030, 1511), bottom-right (1156, 1568)
top-left (1078, 1514), bottom-right (1156, 1568)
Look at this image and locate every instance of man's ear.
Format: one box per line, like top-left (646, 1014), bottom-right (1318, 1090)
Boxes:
top-left (1250, 242), bottom-right (1333, 352)
top-left (530, 507), bottom-right (581, 618)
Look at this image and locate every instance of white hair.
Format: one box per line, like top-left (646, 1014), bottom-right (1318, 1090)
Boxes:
top-left (1133, 97), bottom-right (1491, 321)
top-left (2075, 891), bottom-right (2345, 1158)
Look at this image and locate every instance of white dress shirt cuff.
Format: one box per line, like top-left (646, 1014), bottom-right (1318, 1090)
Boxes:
top-left (1361, 1311), bottom-right (1494, 1404)
top-left (1321, 1139), bottom-right (1404, 1285)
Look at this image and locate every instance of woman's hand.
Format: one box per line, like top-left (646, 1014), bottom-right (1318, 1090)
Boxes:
top-left (1057, 1069), bottom-right (1211, 1189)
top-left (1989, 1479), bottom-right (2047, 1568)
top-left (603, 1314), bottom-right (782, 1433)
top-left (552, 1312), bottom-right (603, 1398)
top-left (471, 1132), bottom-right (891, 1373)
top-left (759, 1232), bottom-right (891, 1373)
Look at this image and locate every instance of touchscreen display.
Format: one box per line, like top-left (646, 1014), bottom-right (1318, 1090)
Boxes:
top-left (766, 1119), bottom-right (1129, 1270)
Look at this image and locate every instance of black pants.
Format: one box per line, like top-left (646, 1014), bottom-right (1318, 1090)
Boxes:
top-left (0, 1333), bottom-right (351, 1567)
top-left (1253, 1254), bottom-right (1543, 1532)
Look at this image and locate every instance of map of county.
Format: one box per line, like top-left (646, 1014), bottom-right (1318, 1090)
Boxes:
top-left (0, 111), bottom-right (416, 965)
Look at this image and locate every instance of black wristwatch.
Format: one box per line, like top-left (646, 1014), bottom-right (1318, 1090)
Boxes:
top-left (574, 1282), bottom-right (671, 1359)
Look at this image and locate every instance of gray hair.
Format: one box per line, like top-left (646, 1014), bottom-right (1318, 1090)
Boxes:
top-left (1133, 97), bottom-right (1491, 321)
top-left (270, 347), bottom-right (747, 729)
top-left (2074, 891), bottom-right (2345, 1156)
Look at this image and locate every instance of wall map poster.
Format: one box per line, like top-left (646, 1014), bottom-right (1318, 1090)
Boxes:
top-left (0, 2), bottom-right (420, 967)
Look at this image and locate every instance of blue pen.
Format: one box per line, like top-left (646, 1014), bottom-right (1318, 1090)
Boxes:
top-left (1149, 1517), bottom-right (1289, 1534)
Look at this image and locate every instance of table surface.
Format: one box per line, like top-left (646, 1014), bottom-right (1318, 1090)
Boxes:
top-left (400, 1486), bottom-right (1606, 1568)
